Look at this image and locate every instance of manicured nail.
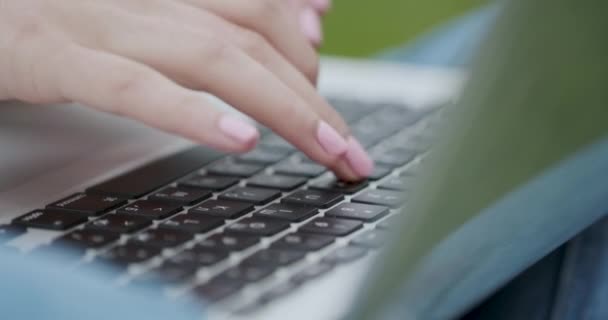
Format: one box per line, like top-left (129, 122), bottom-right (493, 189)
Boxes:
top-left (218, 114), bottom-right (259, 145)
top-left (310, 0), bottom-right (331, 12)
top-left (317, 121), bottom-right (348, 156)
top-left (300, 8), bottom-right (322, 45)
top-left (345, 137), bottom-right (374, 177)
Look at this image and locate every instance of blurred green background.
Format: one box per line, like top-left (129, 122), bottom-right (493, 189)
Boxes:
top-left (320, 0), bottom-right (486, 57)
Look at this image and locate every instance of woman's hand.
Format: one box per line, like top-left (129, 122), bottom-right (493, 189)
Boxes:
top-left (0, 0), bottom-right (373, 179)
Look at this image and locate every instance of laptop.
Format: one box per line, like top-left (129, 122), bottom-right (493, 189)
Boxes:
top-left (0, 57), bottom-right (461, 319)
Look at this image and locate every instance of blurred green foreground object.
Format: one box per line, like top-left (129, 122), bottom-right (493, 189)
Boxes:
top-left (349, 0), bottom-right (608, 319)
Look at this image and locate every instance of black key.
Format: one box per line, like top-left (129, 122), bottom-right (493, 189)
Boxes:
top-left (218, 264), bottom-right (276, 283)
top-left (273, 161), bottom-right (326, 177)
top-left (99, 243), bottom-right (161, 265)
top-left (194, 278), bottom-right (243, 302)
top-left (117, 200), bottom-right (182, 220)
top-left (368, 165), bottom-right (392, 180)
top-left (259, 135), bottom-right (295, 151)
top-left (378, 176), bottom-right (410, 191)
top-left (299, 218), bottom-right (362, 237)
top-left (282, 190), bottom-right (344, 208)
top-left (322, 246), bottom-right (367, 265)
top-left (159, 213), bottom-right (224, 234)
top-left (243, 249), bottom-right (305, 267)
top-left (149, 186), bottom-right (212, 206)
top-left (0, 224), bottom-right (26, 242)
top-left (179, 174), bottom-right (239, 191)
top-left (55, 229), bottom-right (120, 249)
top-left (247, 174), bottom-right (306, 191)
top-left (207, 159), bottom-right (264, 177)
top-left (13, 210), bottom-right (87, 231)
top-left (351, 230), bottom-right (388, 249)
top-left (352, 189), bottom-right (404, 207)
top-left (325, 203), bottom-right (389, 222)
top-left (225, 217), bottom-right (289, 237)
top-left (88, 147), bottom-right (222, 198)
top-left (189, 200), bottom-right (253, 220)
top-left (168, 247), bottom-right (229, 267)
top-left (129, 228), bottom-right (193, 248)
top-left (47, 193), bottom-right (126, 217)
top-left (86, 214), bottom-right (152, 234)
top-left (272, 232), bottom-right (334, 251)
top-left (254, 203), bottom-right (318, 222)
top-left (310, 177), bottom-right (368, 194)
top-left (145, 264), bottom-right (197, 284)
top-left (291, 262), bottom-right (333, 284)
top-left (219, 187), bottom-right (281, 205)
top-left (377, 215), bottom-right (400, 230)
top-left (258, 282), bottom-right (299, 304)
top-left (372, 147), bottom-right (417, 167)
top-left (237, 147), bottom-right (291, 165)
top-left (197, 233), bottom-right (259, 252)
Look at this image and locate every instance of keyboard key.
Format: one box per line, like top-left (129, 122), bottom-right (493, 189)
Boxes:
top-left (219, 187), bottom-right (281, 205)
top-left (322, 246), bottom-right (367, 265)
top-left (247, 174), bottom-right (306, 191)
top-left (218, 264), bottom-right (275, 283)
top-left (282, 190), bottom-right (344, 208)
top-left (87, 214), bottom-right (152, 234)
top-left (149, 186), bottom-right (212, 205)
top-left (0, 224), bottom-right (26, 242)
top-left (254, 203), bottom-right (318, 222)
top-left (325, 203), bottom-right (389, 222)
top-left (274, 161), bottom-right (326, 177)
top-left (189, 200), bottom-right (253, 220)
top-left (194, 278), bottom-right (243, 302)
top-left (236, 147), bottom-right (291, 165)
top-left (299, 218), bottom-right (362, 237)
top-left (258, 282), bottom-right (300, 304)
top-left (47, 193), bottom-right (126, 217)
top-left (259, 135), bottom-right (295, 152)
top-left (368, 165), bottom-right (392, 180)
top-left (377, 176), bottom-right (410, 191)
top-left (372, 147), bottom-right (417, 167)
top-left (178, 174), bottom-right (239, 191)
top-left (351, 230), bottom-right (388, 249)
top-left (243, 249), bottom-right (305, 267)
top-left (159, 213), bottom-right (224, 234)
top-left (271, 233), bottom-right (334, 251)
top-left (13, 210), bottom-right (88, 231)
top-left (150, 263), bottom-right (197, 284)
top-left (207, 159), bottom-right (264, 177)
top-left (377, 215), bottom-right (400, 230)
top-left (225, 217), bottom-right (289, 237)
top-left (310, 177), bottom-right (368, 194)
top-left (117, 200), bottom-right (182, 220)
top-left (55, 229), bottom-right (120, 249)
top-left (291, 262), bottom-right (333, 284)
top-left (197, 233), bottom-right (259, 252)
top-left (352, 189), bottom-right (404, 208)
top-left (88, 147), bottom-right (222, 198)
top-left (129, 228), bottom-right (193, 248)
top-left (99, 243), bottom-right (161, 265)
top-left (167, 247), bottom-right (229, 267)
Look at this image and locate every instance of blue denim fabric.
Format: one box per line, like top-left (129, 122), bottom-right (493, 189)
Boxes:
top-left (379, 6), bottom-right (608, 320)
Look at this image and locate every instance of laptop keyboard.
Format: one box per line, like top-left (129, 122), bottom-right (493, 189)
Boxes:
top-left (3, 97), bottom-right (439, 312)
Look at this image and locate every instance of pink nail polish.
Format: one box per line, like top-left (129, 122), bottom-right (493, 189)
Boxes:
top-left (345, 137), bottom-right (374, 177)
top-left (218, 115), bottom-right (259, 145)
top-left (310, 0), bottom-right (331, 12)
top-left (300, 8), bottom-right (322, 45)
top-left (317, 121), bottom-right (348, 156)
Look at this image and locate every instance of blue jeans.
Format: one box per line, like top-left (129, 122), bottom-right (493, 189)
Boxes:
top-left (382, 6), bottom-right (608, 320)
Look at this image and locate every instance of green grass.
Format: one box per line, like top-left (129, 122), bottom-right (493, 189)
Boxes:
top-left (321, 0), bottom-right (487, 57)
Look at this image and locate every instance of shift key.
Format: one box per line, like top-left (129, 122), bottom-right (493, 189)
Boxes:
top-left (47, 193), bottom-right (126, 217)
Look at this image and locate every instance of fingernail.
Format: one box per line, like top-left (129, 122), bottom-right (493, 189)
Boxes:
top-left (218, 114), bottom-right (259, 145)
top-left (310, 0), bottom-right (331, 12)
top-left (345, 137), bottom-right (374, 177)
top-left (317, 121), bottom-right (348, 156)
top-left (300, 8), bottom-right (322, 45)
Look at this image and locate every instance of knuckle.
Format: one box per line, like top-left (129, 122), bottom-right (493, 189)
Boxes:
top-left (195, 36), bottom-right (234, 65)
top-left (109, 68), bottom-right (149, 114)
top-left (247, 0), bottom-right (288, 21)
top-left (239, 31), bottom-right (270, 57)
